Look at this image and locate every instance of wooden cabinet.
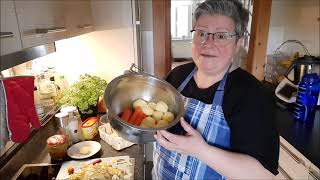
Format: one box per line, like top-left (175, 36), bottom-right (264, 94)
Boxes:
top-left (14, 0), bottom-right (67, 48)
top-left (276, 137), bottom-right (320, 180)
top-left (0, 0), bottom-right (22, 56)
top-left (64, 0), bottom-right (94, 38)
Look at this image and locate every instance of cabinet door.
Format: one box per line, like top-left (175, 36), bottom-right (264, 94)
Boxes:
top-left (65, 0), bottom-right (94, 38)
top-left (14, 0), bottom-right (67, 48)
top-left (91, 0), bottom-right (133, 30)
top-left (0, 0), bottom-right (22, 56)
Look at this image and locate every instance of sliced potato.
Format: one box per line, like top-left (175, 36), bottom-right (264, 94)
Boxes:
top-left (155, 101), bottom-right (168, 113)
top-left (148, 102), bottom-right (157, 110)
top-left (155, 120), bottom-right (169, 128)
top-left (141, 105), bottom-right (154, 116)
top-left (133, 99), bottom-right (147, 109)
top-left (162, 111), bottom-right (174, 123)
top-left (152, 111), bottom-right (163, 121)
top-left (141, 117), bottom-right (156, 128)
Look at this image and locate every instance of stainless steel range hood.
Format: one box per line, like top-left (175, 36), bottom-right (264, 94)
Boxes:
top-left (0, 43), bottom-right (56, 71)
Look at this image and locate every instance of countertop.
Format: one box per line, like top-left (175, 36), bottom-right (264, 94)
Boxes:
top-left (275, 105), bottom-right (320, 168)
top-left (0, 117), bottom-right (145, 180)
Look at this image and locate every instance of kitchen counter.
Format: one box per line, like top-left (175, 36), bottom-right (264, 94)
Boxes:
top-left (0, 117), bottom-right (145, 180)
top-left (275, 106), bottom-right (320, 168)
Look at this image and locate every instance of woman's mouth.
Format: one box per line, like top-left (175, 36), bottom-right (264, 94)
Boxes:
top-left (200, 54), bottom-right (217, 58)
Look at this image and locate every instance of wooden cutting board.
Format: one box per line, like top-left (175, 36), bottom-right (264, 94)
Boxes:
top-left (56, 156), bottom-right (134, 180)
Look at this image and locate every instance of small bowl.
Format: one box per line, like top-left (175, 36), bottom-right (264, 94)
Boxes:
top-left (104, 73), bottom-right (184, 144)
top-left (81, 117), bottom-right (99, 140)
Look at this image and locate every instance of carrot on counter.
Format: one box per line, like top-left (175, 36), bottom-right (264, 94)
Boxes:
top-left (121, 107), bottom-right (133, 122)
top-left (128, 106), bottom-right (142, 124)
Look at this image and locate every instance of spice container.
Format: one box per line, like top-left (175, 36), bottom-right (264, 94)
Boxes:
top-left (81, 117), bottom-right (99, 140)
top-left (46, 134), bottom-right (68, 161)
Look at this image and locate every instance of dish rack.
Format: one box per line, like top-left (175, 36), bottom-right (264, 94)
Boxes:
top-left (98, 123), bottom-right (134, 151)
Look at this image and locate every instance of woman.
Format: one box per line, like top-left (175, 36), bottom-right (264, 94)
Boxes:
top-left (153, 0), bottom-right (279, 179)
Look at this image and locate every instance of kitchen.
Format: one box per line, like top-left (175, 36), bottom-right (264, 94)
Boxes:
top-left (0, 0), bottom-right (319, 179)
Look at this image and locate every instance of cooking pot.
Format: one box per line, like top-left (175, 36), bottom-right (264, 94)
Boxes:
top-left (285, 55), bottom-right (320, 85)
top-left (104, 72), bottom-right (185, 144)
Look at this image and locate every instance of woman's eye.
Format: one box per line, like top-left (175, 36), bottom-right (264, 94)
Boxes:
top-left (216, 34), bottom-right (227, 39)
top-left (198, 32), bottom-right (206, 37)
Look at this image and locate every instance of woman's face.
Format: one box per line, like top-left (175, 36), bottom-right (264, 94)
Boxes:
top-left (192, 15), bottom-right (242, 75)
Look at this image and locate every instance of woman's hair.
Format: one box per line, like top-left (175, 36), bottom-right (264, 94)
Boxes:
top-left (193, 0), bottom-right (249, 38)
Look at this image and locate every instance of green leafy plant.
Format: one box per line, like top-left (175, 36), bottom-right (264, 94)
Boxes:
top-left (59, 74), bottom-right (108, 114)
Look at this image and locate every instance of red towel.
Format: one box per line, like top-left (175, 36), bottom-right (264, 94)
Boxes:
top-left (2, 76), bottom-right (40, 143)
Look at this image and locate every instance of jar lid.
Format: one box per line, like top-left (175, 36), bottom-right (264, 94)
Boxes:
top-left (55, 112), bottom-right (68, 118)
top-left (60, 106), bottom-right (77, 113)
top-left (47, 134), bottom-right (67, 145)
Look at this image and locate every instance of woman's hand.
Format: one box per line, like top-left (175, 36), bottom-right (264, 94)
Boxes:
top-left (154, 118), bottom-right (208, 157)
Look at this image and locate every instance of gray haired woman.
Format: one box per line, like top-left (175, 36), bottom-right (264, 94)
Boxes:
top-left (153, 0), bottom-right (279, 179)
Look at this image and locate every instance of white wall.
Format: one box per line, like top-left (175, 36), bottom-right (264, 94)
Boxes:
top-left (32, 29), bottom-right (135, 85)
top-left (172, 40), bottom-right (192, 58)
top-left (267, 0), bottom-right (319, 56)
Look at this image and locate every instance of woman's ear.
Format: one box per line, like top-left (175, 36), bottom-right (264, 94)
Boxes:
top-left (235, 38), bottom-right (244, 53)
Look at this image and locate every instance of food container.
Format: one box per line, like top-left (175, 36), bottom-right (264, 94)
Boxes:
top-left (46, 134), bottom-right (68, 161)
top-left (104, 73), bottom-right (184, 144)
top-left (81, 117), bottom-right (99, 140)
top-left (98, 123), bottom-right (134, 151)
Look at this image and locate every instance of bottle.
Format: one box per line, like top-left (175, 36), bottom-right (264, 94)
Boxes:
top-left (293, 73), bottom-right (320, 126)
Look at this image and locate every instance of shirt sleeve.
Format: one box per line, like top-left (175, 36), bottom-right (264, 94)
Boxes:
top-left (229, 85), bottom-right (279, 175)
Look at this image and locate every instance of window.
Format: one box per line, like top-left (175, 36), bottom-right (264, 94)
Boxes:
top-left (171, 1), bottom-right (194, 40)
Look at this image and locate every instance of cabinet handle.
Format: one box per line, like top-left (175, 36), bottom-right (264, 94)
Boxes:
top-left (279, 166), bottom-right (293, 180)
top-left (280, 142), bottom-right (305, 166)
top-left (77, 24), bottom-right (93, 29)
top-left (0, 32), bottom-right (14, 38)
top-left (34, 27), bottom-right (67, 34)
top-left (309, 168), bottom-right (320, 180)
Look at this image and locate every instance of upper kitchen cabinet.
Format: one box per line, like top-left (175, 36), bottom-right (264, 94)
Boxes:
top-left (0, 0), bottom-right (22, 56)
top-left (13, 0), bottom-right (67, 49)
top-left (91, 0), bottom-right (134, 31)
top-left (64, 0), bottom-right (94, 38)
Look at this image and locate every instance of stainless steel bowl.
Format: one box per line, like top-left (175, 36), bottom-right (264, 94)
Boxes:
top-left (104, 73), bottom-right (184, 144)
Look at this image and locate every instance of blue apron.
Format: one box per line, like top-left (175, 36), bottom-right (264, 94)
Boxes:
top-left (153, 67), bottom-right (231, 180)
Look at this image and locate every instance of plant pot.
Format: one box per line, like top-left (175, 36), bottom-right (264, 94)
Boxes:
top-left (78, 104), bottom-right (98, 121)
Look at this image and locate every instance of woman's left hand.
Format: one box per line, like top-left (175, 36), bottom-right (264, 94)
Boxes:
top-left (154, 118), bottom-right (207, 157)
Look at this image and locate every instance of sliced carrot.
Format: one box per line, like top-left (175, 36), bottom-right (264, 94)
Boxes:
top-left (134, 111), bottom-right (147, 126)
top-left (128, 106), bottom-right (142, 124)
top-left (121, 107), bottom-right (133, 122)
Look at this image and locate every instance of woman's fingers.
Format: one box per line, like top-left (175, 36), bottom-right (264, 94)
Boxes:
top-left (154, 131), bottom-right (178, 150)
top-left (180, 118), bottom-right (198, 135)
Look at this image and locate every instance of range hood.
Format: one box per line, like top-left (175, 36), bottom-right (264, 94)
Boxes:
top-left (0, 43), bottom-right (56, 71)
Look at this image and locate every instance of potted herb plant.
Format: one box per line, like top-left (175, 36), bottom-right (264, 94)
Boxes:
top-left (59, 74), bottom-right (108, 120)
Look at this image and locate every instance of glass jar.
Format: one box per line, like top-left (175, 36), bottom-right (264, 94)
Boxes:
top-left (46, 134), bottom-right (68, 161)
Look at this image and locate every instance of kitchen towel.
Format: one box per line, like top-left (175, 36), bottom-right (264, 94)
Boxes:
top-left (0, 79), bottom-right (9, 150)
top-left (2, 76), bottom-right (41, 143)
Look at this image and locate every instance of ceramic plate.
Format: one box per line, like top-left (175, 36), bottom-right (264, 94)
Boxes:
top-left (67, 141), bottom-right (101, 159)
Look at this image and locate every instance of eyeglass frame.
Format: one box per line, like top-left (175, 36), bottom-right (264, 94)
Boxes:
top-left (190, 29), bottom-right (238, 46)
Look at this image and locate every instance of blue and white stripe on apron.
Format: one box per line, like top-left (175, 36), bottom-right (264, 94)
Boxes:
top-left (153, 67), bottom-right (231, 180)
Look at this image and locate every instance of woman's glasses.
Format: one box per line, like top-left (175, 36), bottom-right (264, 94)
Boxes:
top-left (190, 29), bottom-right (237, 46)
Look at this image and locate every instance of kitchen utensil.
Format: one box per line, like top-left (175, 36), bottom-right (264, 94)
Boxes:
top-left (66, 141), bottom-right (101, 159)
top-left (285, 55), bottom-right (320, 85)
top-left (104, 72), bottom-right (184, 144)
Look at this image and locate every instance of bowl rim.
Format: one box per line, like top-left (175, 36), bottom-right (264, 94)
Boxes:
top-left (104, 72), bottom-right (185, 131)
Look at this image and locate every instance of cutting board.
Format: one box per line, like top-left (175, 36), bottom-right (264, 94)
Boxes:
top-left (56, 156), bottom-right (134, 180)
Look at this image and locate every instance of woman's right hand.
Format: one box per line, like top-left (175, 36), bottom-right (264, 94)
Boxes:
top-left (154, 118), bottom-right (208, 158)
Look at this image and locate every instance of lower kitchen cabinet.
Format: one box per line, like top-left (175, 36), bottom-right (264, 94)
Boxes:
top-left (276, 137), bottom-right (320, 180)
